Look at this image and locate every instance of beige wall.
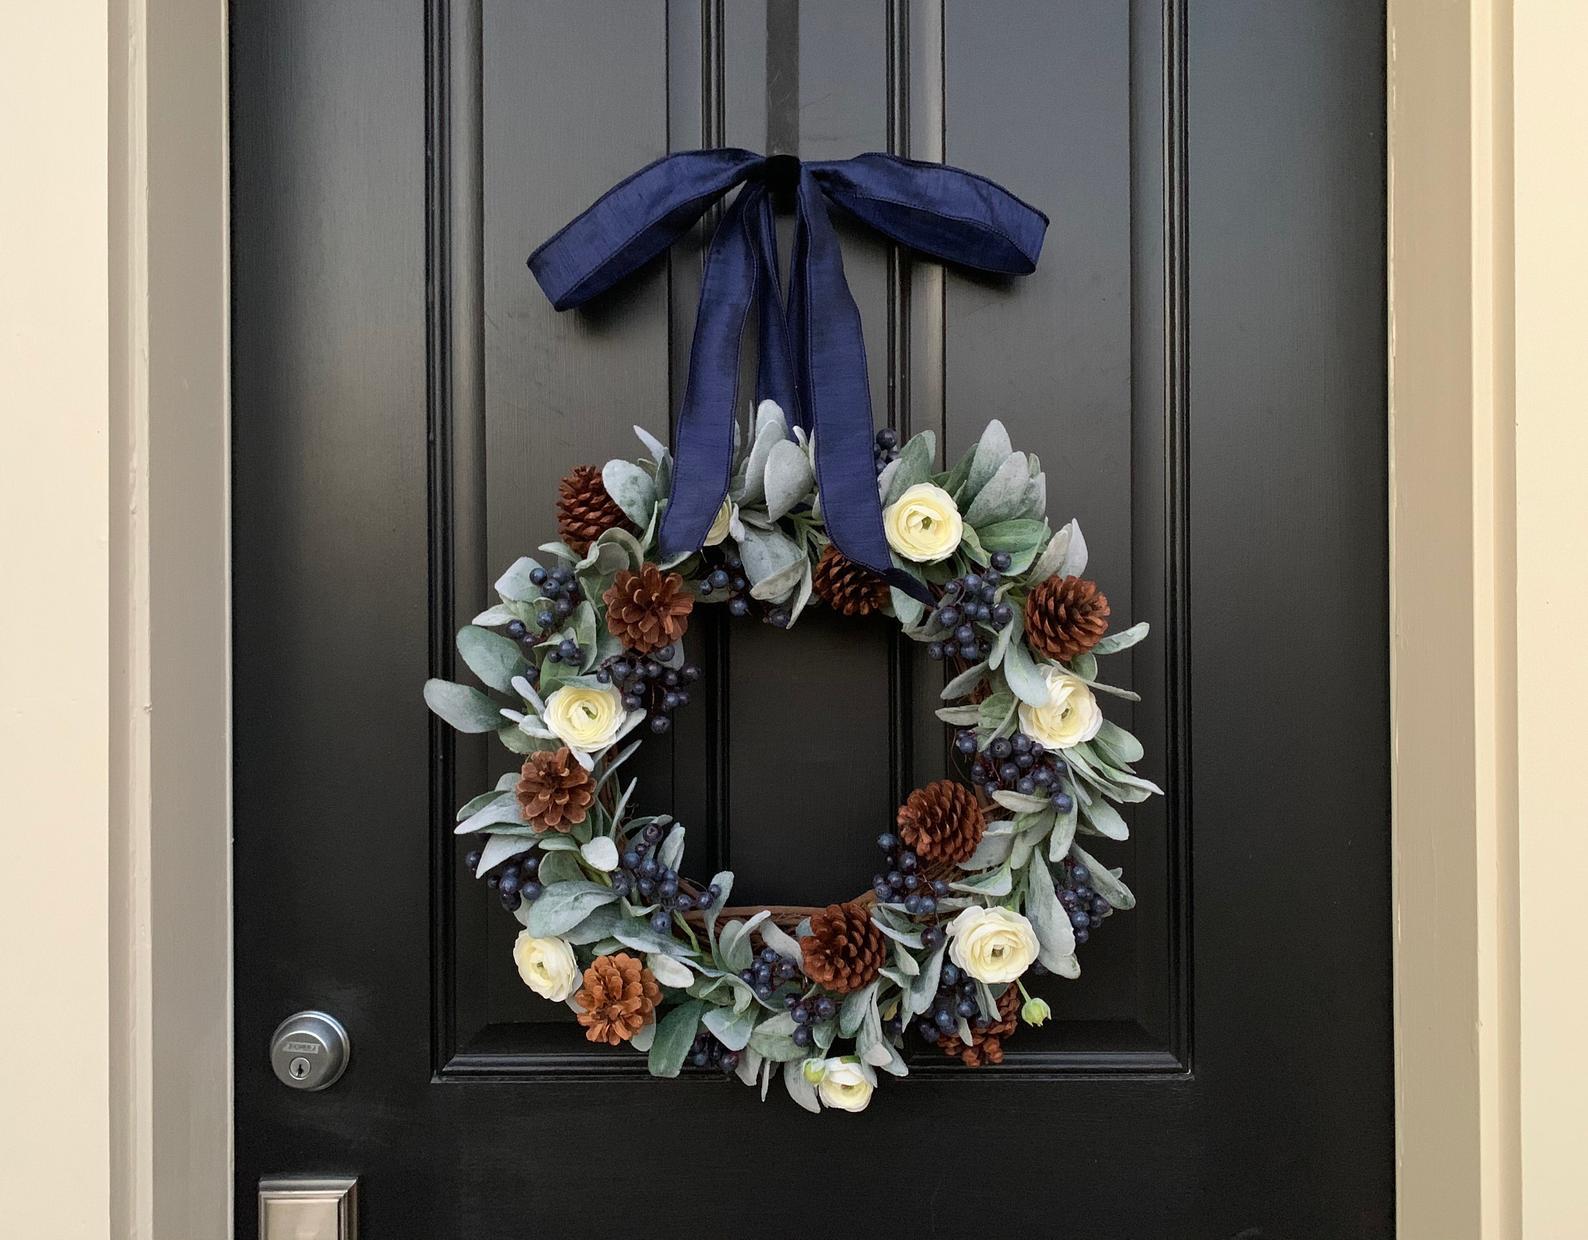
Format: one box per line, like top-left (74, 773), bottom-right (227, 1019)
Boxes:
top-left (0, 5), bottom-right (112, 1239)
top-left (0, 2), bottom-right (231, 1238)
top-left (1512, 5), bottom-right (1588, 1236)
top-left (0, 4), bottom-right (1583, 1238)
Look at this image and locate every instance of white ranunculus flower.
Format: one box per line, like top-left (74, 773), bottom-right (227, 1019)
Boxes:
top-left (1017, 663), bottom-right (1104, 751)
top-left (816, 1058), bottom-right (875, 1112)
top-left (703, 498), bottom-right (737, 546)
top-left (542, 682), bottom-right (626, 752)
top-left (513, 931), bottom-right (581, 1002)
top-left (882, 482), bottom-right (963, 563)
top-left (946, 906), bottom-right (1040, 984)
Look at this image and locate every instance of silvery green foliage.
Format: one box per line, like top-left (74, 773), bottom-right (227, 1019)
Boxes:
top-left (420, 412), bottom-right (1159, 1109)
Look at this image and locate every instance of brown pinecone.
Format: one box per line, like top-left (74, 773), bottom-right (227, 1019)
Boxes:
top-left (574, 953), bottom-right (661, 1046)
top-left (1023, 574), bottom-right (1111, 662)
top-left (514, 746), bottom-right (595, 832)
top-left (800, 901), bottom-right (888, 995)
top-left (936, 983), bottom-right (1020, 1066)
top-left (812, 544), bottom-right (890, 617)
top-left (603, 563), bottom-right (694, 654)
top-left (556, 464), bottom-right (638, 555)
top-left (897, 779), bottom-right (986, 865)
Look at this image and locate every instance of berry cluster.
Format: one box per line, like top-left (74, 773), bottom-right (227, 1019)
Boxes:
top-left (784, 987), bottom-right (837, 1049)
top-left (686, 1030), bottom-right (741, 1074)
top-left (913, 960), bottom-right (986, 1043)
top-left (503, 564), bottom-right (585, 668)
top-left (698, 551), bottom-right (792, 627)
top-left (599, 647), bottom-right (701, 735)
top-left (1056, 859), bottom-right (1112, 946)
top-left (738, 944), bottom-right (804, 1005)
top-left (873, 426), bottom-right (901, 475)
top-left (611, 821), bottom-right (716, 933)
top-left (959, 730), bottom-right (1075, 813)
top-left (926, 556), bottom-right (1016, 662)
top-left (465, 847), bottom-right (543, 913)
top-left (870, 833), bottom-right (949, 940)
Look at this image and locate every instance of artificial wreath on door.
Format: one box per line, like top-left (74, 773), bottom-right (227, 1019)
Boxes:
top-left (424, 149), bottom-right (1158, 1111)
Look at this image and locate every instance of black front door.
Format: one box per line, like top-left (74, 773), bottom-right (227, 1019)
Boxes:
top-left (232, 3), bottom-right (1391, 1236)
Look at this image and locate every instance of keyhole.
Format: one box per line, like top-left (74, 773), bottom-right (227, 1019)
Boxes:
top-left (289, 1056), bottom-right (311, 1080)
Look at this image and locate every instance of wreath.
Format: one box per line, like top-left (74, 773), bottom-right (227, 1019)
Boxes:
top-left (424, 403), bottom-right (1157, 1111)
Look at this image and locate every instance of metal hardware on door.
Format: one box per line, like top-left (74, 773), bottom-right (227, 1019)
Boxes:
top-left (259, 1176), bottom-right (358, 1240)
top-left (269, 1010), bottom-right (351, 1091)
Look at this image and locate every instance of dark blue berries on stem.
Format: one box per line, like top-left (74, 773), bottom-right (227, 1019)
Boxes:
top-left (1056, 858), bottom-right (1115, 947)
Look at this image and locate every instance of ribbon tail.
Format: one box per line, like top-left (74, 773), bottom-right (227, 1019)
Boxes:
top-left (751, 190), bottom-right (804, 431)
top-left (794, 170), bottom-right (933, 606)
top-left (656, 186), bottom-right (764, 562)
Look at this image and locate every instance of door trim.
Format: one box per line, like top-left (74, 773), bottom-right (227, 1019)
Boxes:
top-left (107, 0), bottom-right (233, 1237)
top-left (77, 2), bottom-right (1570, 1237)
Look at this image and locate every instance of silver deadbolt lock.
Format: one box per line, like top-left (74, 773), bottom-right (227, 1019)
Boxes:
top-left (270, 1011), bottom-right (351, 1091)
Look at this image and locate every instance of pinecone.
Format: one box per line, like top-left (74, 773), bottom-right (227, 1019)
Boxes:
top-left (897, 779), bottom-right (986, 865)
top-left (574, 953), bottom-right (662, 1046)
top-left (1023, 575), bottom-right (1111, 662)
top-left (936, 983), bottom-right (1020, 1067)
top-left (812, 544), bottom-right (890, 617)
top-left (556, 464), bottom-right (638, 555)
top-left (514, 746), bottom-right (595, 832)
top-left (603, 563), bottom-right (694, 654)
top-left (800, 901), bottom-right (888, 995)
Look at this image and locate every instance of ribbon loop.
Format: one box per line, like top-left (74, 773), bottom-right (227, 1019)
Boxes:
top-left (528, 149), bottom-right (1047, 601)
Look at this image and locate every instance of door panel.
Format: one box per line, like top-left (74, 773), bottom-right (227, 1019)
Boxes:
top-left (232, 3), bottom-right (1390, 1236)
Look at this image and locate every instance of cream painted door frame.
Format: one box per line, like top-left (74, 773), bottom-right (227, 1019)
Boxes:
top-left (1, 1), bottom-right (1572, 1237)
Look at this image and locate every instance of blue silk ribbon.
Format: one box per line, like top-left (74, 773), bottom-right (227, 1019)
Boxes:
top-left (528, 150), bottom-right (1047, 604)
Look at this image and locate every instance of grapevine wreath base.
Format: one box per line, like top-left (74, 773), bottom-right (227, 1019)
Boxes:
top-left (425, 405), bottom-right (1157, 1111)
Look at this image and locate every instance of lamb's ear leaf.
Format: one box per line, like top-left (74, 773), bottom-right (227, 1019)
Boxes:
top-left (961, 419), bottom-right (1013, 503)
top-left (881, 431), bottom-right (937, 506)
top-left (647, 1000), bottom-right (706, 1078)
top-left (702, 1004), bottom-right (759, 1053)
top-left (1001, 622), bottom-right (1051, 708)
top-left (1079, 796), bottom-right (1130, 841)
top-left (633, 424), bottom-right (670, 465)
top-left (456, 624), bottom-right (525, 693)
top-left (1071, 842), bottom-right (1137, 911)
top-left (600, 459), bottom-right (657, 528)
top-left (1024, 853), bottom-right (1077, 968)
top-left (763, 439), bottom-right (815, 522)
top-left (424, 679), bottom-right (504, 734)
top-left (522, 880), bottom-right (620, 937)
top-left (782, 1060), bottom-right (823, 1113)
top-left (494, 556), bottom-right (546, 602)
top-left (1090, 621), bottom-right (1149, 656)
top-left (962, 453), bottom-right (1032, 527)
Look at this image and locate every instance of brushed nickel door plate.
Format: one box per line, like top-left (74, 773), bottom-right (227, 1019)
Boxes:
top-left (259, 1176), bottom-right (358, 1240)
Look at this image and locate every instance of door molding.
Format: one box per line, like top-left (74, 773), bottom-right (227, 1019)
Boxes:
top-left (107, 0), bottom-right (233, 1237)
top-left (63, 1), bottom-right (1571, 1237)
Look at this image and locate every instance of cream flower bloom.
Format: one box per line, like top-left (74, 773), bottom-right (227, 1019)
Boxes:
top-left (703, 498), bottom-right (737, 546)
top-left (513, 931), bottom-right (580, 1002)
top-left (816, 1058), bottom-right (875, 1112)
top-left (946, 906), bottom-right (1040, 984)
top-left (542, 682), bottom-right (626, 751)
top-left (882, 483), bottom-right (963, 563)
top-left (1017, 663), bottom-right (1104, 751)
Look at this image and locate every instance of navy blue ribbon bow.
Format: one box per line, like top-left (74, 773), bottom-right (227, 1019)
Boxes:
top-left (528, 149), bottom-right (1047, 603)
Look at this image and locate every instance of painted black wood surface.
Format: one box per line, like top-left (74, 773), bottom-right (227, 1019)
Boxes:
top-left (232, 3), bottom-right (1391, 1236)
